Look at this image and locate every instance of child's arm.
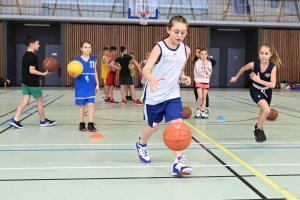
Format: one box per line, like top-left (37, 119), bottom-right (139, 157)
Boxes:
top-left (95, 61), bottom-right (100, 93)
top-left (180, 46), bottom-right (191, 85)
top-left (143, 45), bottom-right (165, 92)
top-left (30, 66), bottom-right (50, 76)
top-left (205, 62), bottom-right (212, 79)
top-left (230, 62), bottom-right (254, 83)
top-left (250, 66), bottom-right (277, 88)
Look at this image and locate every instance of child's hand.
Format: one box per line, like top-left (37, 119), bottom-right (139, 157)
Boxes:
top-left (230, 77), bottom-right (237, 83)
top-left (39, 80), bottom-right (43, 86)
top-left (43, 70), bottom-right (51, 76)
top-left (250, 72), bottom-right (261, 82)
top-left (149, 77), bottom-right (165, 92)
top-left (95, 85), bottom-right (99, 93)
top-left (182, 75), bottom-right (191, 86)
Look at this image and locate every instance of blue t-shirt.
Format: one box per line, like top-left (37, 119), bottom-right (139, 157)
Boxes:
top-left (74, 56), bottom-right (97, 99)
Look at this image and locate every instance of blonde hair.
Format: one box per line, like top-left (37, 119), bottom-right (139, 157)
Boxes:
top-left (260, 43), bottom-right (282, 68)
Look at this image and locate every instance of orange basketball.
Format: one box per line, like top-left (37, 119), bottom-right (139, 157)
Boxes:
top-left (183, 107), bottom-right (192, 119)
top-left (129, 61), bottom-right (138, 71)
top-left (267, 108), bottom-right (278, 121)
top-left (163, 122), bottom-right (192, 151)
top-left (43, 57), bottom-right (58, 72)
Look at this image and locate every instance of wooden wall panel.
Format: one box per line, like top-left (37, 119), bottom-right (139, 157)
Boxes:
top-left (65, 24), bottom-right (206, 87)
top-left (0, 22), bottom-right (2, 78)
top-left (263, 29), bottom-right (300, 84)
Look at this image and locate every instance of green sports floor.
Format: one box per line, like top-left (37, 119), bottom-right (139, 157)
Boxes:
top-left (0, 87), bottom-right (299, 200)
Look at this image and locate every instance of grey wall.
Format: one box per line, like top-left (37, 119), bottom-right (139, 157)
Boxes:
top-left (2, 22), bottom-right (17, 85)
top-left (15, 24), bottom-right (60, 85)
top-left (210, 29), bottom-right (247, 88)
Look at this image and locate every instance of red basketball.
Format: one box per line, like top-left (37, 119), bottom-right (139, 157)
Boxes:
top-left (183, 107), bottom-right (192, 119)
top-left (267, 108), bottom-right (278, 121)
top-left (163, 122), bottom-right (192, 151)
top-left (43, 57), bottom-right (58, 72)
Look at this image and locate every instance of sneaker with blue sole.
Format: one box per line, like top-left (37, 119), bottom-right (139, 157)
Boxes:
top-left (10, 118), bottom-right (23, 129)
top-left (172, 156), bottom-right (192, 176)
top-left (135, 137), bottom-right (151, 163)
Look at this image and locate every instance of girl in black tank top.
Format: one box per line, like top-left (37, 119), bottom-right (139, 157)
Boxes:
top-left (229, 43), bottom-right (282, 143)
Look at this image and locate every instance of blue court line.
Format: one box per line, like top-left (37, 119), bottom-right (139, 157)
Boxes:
top-left (1, 146), bottom-right (300, 152)
top-left (0, 97), bottom-right (52, 126)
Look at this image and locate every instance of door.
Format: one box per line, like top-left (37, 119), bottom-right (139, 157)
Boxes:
top-left (45, 45), bottom-right (61, 86)
top-left (209, 48), bottom-right (220, 87)
top-left (227, 48), bottom-right (245, 87)
top-left (16, 44), bottom-right (29, 85)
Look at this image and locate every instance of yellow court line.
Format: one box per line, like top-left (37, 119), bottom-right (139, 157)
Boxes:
top-left (184, 121), bottom-right (297, 200)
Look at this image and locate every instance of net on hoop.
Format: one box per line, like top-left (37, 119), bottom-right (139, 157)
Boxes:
top-left (137, 11), bottom-right (150, 25)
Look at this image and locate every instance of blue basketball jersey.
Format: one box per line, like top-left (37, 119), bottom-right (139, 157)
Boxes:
top-left (74, 56), bottom-right (97, 99)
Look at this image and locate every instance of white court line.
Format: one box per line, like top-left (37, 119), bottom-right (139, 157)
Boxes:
top-left (0, 165), bottom-right (241, 170)
top-left (1, 163), bottom-right (300, 170)
top-left (1, 142), bottom-right (300, 147)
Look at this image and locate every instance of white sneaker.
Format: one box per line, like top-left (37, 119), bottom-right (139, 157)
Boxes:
top-left (135, 137), bottom-right (151, 163)
top-left (205, 107), bottom-right (209, 114)
top-left (201, 111), bottom-right (208, 118)
top-left (195, 109), bottom-right (201, 118)
top-left (172, 155), bottom-right (192, 176)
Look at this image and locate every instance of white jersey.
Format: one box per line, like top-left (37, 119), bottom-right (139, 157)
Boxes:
top-left (143, 40), bottom-right (187, 105)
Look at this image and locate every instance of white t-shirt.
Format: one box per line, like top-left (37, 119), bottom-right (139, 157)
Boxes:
top-left (143, 40), bottom-right (187, 105)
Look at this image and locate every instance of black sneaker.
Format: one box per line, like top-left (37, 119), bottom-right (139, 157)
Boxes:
top-left (10, 118), bottom-right (23, 129)
top-left (40, 118), bottom-right (56, 127)
top-left (128, 95), bottom-right (133, 101)
top-left (254, 129), bottom-right (265, 142)
top-left (79, 122), bottom-right (87, 132)
top-left (88, 122), bottom-right (97, 132)
top-left (254, 123), bottom-right (266, 141)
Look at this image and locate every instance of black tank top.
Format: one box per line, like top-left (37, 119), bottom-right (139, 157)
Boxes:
top-left (251, 60), bottom-right (275, 88)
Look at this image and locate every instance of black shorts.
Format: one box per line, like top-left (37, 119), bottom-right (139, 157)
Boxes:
top-left (250, 88), bottom-right (272, 106)
top-left (119, 76), bottom-right (133, 86)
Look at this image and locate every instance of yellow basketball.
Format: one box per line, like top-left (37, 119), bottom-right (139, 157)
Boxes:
top-left (67, 60), bottom-right (83, 78)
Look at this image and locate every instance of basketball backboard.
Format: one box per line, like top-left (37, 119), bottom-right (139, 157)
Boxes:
top-left (128, 0), bottom-right (159, 20)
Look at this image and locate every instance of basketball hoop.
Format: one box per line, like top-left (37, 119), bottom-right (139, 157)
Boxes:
top-left (137, 11), bottom-right (150, 25)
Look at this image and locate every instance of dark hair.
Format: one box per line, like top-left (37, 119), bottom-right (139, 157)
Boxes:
top-left (80, 40), bottom-right (92, 48)
top-left (164, 15), bottom-right (189, 39)
top-left (120, 46), bottom-right (127, 53)
top-left (102, 46), bottom-right (109, 51)
top-left (24, 35), bottom-right (39, 47)
top-left (110, 46), bottom-right (117, 52)
top-left (193, 47), bottom-right (209, 65)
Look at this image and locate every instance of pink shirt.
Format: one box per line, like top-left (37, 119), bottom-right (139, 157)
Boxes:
top-left (194, 59), bottom-right (212, 83)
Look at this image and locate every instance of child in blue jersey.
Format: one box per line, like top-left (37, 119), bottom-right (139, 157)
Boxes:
top-left (74, 40), bottom-right (100, 132)
top-left (230, 43), bottom-right (282, 142)
top-left (135, 16), bottom-right (193, 176)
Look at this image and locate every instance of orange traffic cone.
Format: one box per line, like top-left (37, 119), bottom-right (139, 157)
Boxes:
top-left (90, 132), bottom-right (104, 139)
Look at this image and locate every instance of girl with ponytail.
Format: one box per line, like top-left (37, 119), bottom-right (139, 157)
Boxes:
top-left (230, 42), bottom-right (282, 143)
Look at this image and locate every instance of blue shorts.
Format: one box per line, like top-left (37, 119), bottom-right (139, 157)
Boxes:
top-left (144, 97), bottom-right (183, 128)
top-left (75, 98), bottom-right (95, 105)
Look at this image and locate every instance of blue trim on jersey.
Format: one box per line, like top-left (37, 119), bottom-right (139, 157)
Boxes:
top-left (74, 56), bottom-right (97, 99)
top-left (155, 43), bottom-right (162, 65)
top-left (162, 39), bottom-right (180, 51)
